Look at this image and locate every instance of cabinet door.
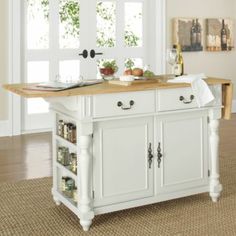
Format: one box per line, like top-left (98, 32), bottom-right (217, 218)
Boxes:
top-left (155, 111), bottom-right (208, 194)
top-left (93, 117), bottom-right (154, 207)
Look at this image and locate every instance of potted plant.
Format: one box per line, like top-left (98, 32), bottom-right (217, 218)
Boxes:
top-left (100, 60), bottom-right (118, 80)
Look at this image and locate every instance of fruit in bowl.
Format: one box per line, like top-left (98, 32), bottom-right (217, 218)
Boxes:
top-left (132, 68), bottom-right (144, 77)
top-left (123, 67), bottom-right (155, 79)
top-left (123, 69), bottom-right (132, 76)
top-left (143, 70), bottom-right (155, 77)
top-left (100, 60), bottom-right (118, 79)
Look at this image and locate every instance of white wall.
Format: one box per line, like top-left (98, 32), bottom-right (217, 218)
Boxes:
top-left (166, 0), bottom-right (236, 98)
top-left (0, 0), bottom-right (9, 120)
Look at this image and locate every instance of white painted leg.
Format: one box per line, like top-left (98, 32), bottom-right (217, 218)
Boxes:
top-left (51, 188), bottom-right (61, 205)
top-left (78, 135), bottom-right (94, 231)
top-left (209, 119), bottom-right (222, 202)
top-left (53, 195), bottom-right (62, 206)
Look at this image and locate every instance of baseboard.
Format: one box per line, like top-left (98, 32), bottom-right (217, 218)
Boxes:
top-left (232, 99), bottom-right (236, 113)
top-left (0, 120), bottom-right (11, 137)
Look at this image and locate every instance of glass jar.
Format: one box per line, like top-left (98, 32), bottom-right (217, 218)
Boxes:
top-left (61, 176), bottom-right (69, 192)
top-left (58, 120), bottom-right (64, 137)
top-left (68, 123), bottom-right (73, 142)
top-left (69, 153), bottom-right (77, 174)
top-left (59, 147), bottom-right (70, 166)
top-left (57, 146), bottom-right (63, 163)
top-left (63, 122), bottom-right (69, 140)
top-left (65, 178), bottom-right (75, 198)
top-left (71, 125), bottom-right (77, 143)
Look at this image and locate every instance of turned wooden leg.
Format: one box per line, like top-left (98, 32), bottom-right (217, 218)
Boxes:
top-left (209, 119), bottom-right (222, 202)
top-left (78, 135), bottom-right (94, 231)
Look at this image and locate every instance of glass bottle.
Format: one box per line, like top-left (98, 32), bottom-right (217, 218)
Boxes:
top-left (196, 19), bottom-right (202, 48)
top-left (190, 19), bottom-right (197, 49)
top-left (173, 44), bottom-right (184, 77)
top-left (221, 19), bottom-right (227, 51)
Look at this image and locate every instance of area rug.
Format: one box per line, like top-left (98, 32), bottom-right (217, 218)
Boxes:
top-left (0, 153), bottom-right (236, 236)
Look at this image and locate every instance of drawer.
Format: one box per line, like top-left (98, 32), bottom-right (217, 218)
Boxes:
top-left (93, 91), bottom-right (155, 118)
top-left (157, 88), bottom-right (198, 112)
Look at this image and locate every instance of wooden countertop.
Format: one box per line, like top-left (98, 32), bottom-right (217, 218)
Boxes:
top-left (3, 77), bottom-right (232, 98)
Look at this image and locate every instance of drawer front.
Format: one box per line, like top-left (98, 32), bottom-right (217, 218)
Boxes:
top-left (157, 88), bottom-right (198, 111)
top-left (93, 91), bottom-right (155, 118)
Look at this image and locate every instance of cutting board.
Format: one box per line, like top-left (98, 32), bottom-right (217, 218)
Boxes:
top-left (108, 78), bottom-right (161, 86)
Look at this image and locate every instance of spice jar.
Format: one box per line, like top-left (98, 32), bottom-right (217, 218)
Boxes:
top-left (58, 120), bottom-right (64, 137)
top-left (73, 187), bottom-right (78, 203)
top-left (58, 147), bottom-right (70, 166)
top-left (65, 178), bottom-right (75, 198)
top-left (71, 125), bottom-right (77, 143)
top-left (61, 176), bottom-right (70, 192)
top-left (63, 122), bottom-right (69, 140)
top-left (57, 147), bottom-right (63, 163)
top-left (69, 153), bottom-right (77, 174)
top-left (68, 123), bottom-right (73, 142)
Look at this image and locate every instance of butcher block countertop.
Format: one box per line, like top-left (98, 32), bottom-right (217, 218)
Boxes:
top-left (3, 76), bottom-right (233, 119)
top-left (3, 77), bottom-right (231, 98)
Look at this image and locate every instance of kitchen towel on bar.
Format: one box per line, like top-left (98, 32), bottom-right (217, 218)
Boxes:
top-left (168, 73), bottom-right (215, 107)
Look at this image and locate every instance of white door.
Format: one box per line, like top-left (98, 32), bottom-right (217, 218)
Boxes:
top-left (155, 111), bottom-right (209, 194)
top-left (93, 117), bottom-right (154, 207)
top-left (23, 0), bottom-right (157, 132)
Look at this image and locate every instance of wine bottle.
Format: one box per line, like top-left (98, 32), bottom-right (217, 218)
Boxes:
top-left (174, 44), bottom-right (184, 77)
top-left (195, 19), bottom-right (201, 48)
top-left (221, 19), bottom-right (227, 51)
top-left (190, 19), bottom-right (197, 49)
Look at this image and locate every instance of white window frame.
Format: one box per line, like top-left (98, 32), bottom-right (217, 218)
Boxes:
top-left (8, 0), bottom-right (166, 136)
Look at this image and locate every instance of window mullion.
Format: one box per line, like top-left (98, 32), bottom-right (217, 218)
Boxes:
top-left (49, 0), bottom-right (60, 81)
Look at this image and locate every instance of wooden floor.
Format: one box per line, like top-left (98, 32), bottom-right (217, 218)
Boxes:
top-left (0, 114), bottom-right (235, 183)
top-left (0, 132), bottom-right (52, 183)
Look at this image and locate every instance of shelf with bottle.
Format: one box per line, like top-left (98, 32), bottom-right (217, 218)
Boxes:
top-left (59, 176), bottom-right (78, 206)
top-left (56, 167), bottom-right (79, 207)
top-left (56, 142), bottom-right (78, 173)
top-left (55, 134), bottom-right (77, 151)
top-left (56, 113), bottom-right (77, 145)
top-left (56, 162), bottom-right (77, 180)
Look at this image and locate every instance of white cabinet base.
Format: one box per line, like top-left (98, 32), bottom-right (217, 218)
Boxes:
top-left (47, 86), bottom-right (223, 231)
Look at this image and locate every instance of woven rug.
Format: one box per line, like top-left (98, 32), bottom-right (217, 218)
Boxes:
top-left (0, 153), bottom-right (236, 236)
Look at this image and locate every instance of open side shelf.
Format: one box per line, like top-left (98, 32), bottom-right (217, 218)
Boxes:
top-left (55, 134), bottom-right (77, 150)
top-left (55, 190), bottom-right (78, 215)
top-left (56, 162), bottom-right (77, 181)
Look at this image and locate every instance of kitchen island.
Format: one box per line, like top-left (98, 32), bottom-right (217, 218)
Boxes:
top-left (3, 77), bottom-right (233, 231)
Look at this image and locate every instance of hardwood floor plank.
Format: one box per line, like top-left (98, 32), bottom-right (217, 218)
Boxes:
top-left (0, 132), bottom-right (52, 183)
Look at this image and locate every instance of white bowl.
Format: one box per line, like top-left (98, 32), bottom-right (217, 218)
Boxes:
top-left (119, 75), bottom-right (134, 82)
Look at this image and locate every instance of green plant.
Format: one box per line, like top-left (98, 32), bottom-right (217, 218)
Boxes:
top-left (125, 59), bottom-right (135, 69)
top-left (102, 60), bottom-right (118, 72)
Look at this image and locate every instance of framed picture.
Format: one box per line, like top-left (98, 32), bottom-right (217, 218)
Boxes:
top-left (172, 18), bottom-right (203, 52)
top-left (206, 18), bottom-right (234, 51)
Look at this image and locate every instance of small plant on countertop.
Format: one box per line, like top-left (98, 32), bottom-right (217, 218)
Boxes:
top-left (100, 60), bottom-right (118, 76)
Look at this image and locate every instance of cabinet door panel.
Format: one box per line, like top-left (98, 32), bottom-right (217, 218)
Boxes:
top-left (156, 111), bottom-right (208, 194)
top-left (93, 117), bottom-right (154, 207)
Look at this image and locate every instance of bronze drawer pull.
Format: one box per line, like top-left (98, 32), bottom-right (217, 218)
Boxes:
top-left (117, 100), bottom-right (135, 110)
top-left (179, 95), bottom-right (195, 104)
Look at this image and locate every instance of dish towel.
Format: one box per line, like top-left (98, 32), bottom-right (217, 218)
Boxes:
top-left (168, 73), bottom-right (215, 107)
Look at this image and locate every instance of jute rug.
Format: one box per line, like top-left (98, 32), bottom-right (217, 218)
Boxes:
top-left (0, 153), bottom-right (236, 236)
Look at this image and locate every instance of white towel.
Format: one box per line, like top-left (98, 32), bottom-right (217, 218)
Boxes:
top-left (168, 73), bottom-right (215, 107)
